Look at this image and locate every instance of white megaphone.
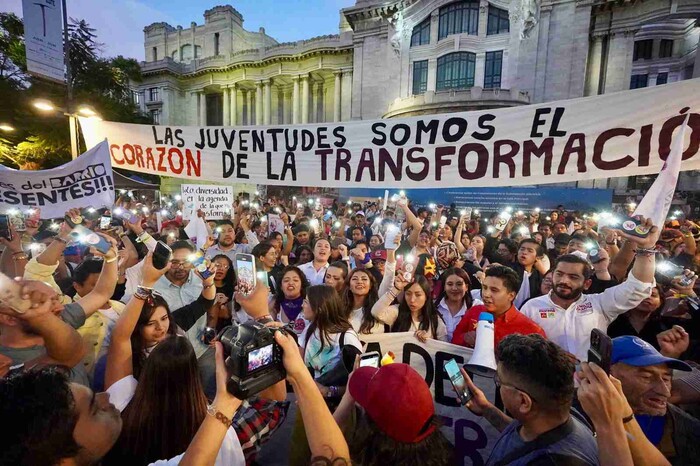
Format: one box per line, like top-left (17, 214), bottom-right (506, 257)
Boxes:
top-left (464, 312), bottom-right (497, 377)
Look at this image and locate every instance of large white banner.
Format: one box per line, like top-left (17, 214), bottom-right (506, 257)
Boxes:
top-left (361, 332), bottom-right (500, 466)
top-left (0, 140), bottom-right (115, 218)
top-left (81, 79), bottom-right (700, 188)
top-left (22, 0), bottom-right (65, 83)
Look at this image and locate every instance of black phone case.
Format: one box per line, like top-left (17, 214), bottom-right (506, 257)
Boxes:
top-left (152, 243), bottom-right (171, 270)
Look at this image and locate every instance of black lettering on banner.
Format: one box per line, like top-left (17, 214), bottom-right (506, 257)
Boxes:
top-left (549, 107), bottom-right (567, 137)
top-left (195, 128), bottom-right (205, 149)
top-left (284, 129), bottom-right (299, 151)
top-left (237, 153), bottom-right (249, 179)
top-left (402, 342), bottom-right (434, 387)
top-left (205, 129), bottom-right (219, 148)
top-left (266, 152), bottom-right (278, 180)
top-left (281, 152), bottom-right (297, 181)
top-left (473, 114), bottom-right (496, 141)
top-left (530, 108), bottom-right (551, 138)
top-left (391, 124), bottom-right (411, 146)
top-left (239, 130), bottom-right (250, 151)
top-left (317, 127), bottom-right (330, 149)
top-left (442, 117), bottom-right (468, 143)
top-left (454, 418), bottom-right (488, 466)
top-left (658, 107), bottom-right (700, 161)
top-left (268, 128), bottom-right (283, 152)
top-left (221, 129), bottom-right (236, 150)
top-left (371, 122), bottom-right (387, 145)
top-left (152, 126), bottom-right (163, 144)
top-left (252, 130), bottom-right (265, 152)
top-left (417, 119), bottom-right (439, 145)
top-left (301, 129), bottom-right (315, 151)
top-left (434, 351), bottom-right (463, 407)
top-left (638, 124), bottom-right (653, 167)
top-left (363, 341), bottom-right (382, 355)
top-left (174, 128), bottom-right (185, 147)
top-left (332, 126), bottom-right (346, 148)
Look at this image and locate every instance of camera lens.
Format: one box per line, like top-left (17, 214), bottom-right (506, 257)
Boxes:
top-left (217, 326), bottom-right (238, 356)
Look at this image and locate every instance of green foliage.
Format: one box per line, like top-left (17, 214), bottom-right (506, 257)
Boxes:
top-left (0, 14), bottom-right (151, 170)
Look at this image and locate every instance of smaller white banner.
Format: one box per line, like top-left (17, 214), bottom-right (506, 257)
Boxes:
top-left (361, 332), bottom-right (500, 465)
top-left (181, 184), bottom-right (234, 220)
top-left (0, 140), bottom-right (115, 218)
top-left (22, 0), bottom-right (65, 82)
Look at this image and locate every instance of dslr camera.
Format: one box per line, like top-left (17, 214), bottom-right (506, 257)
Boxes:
top-left (217, 321), bottom-right (286, 398)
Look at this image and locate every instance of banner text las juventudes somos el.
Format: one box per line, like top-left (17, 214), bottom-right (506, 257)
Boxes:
top-left (80, 79), bottom-right (700, 188)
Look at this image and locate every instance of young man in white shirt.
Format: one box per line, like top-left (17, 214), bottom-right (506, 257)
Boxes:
top-left (520, 219), bottom-right (658, 361)
top-left (298, 239), bottom-right (331, 286)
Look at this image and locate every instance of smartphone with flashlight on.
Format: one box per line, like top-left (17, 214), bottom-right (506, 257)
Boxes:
top-left (657, 261), bottom-right (694, 287)
top-left (402, 254), bottom-right (416, 282)
top-left (619, 216), bottom-right (651, 238)
top-left (70, 225), bottom-right (112, 254)
top-left (360, 351), bottom-right (381, 368)
top-left (384, 224), bottom-right (400, 250)
top-left (99, 216), bottom-right (112, 230)
top-left (235, 253), bottom-right (257, 296)
top-left (445, 358), bottom-right (472, 404)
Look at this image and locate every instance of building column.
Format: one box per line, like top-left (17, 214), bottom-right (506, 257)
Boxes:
top-left (333, 71), bottom-right (342, 122)
top-left (263, 79), bottom-right (272, 125)
top-left (603, 29), bottom-right (638, 93)
top-left (283, 89), bottom-right (292, 124)
top-left (199, 91), bottom-right (206, 125)
top-left (161, 88), bottom-right (170, 125)
top-left (301, 74), bottom-right (310, 124)
top-left (255, 81), bottom-right (263, 125)
top-left (230, 84), bottom-right (238, 125)
top-left (694, 34), bottom-right (700, 78)
top-left (584, 35), bottom-right (605, 96)
top-left (248, 89), bottom-right (255, 126)
top-left (341, 70), bottom-right (352, 121)
top-left (292, 76), bottom-right (300, 124)
top-left (222, 87), bottom-right (230, 126)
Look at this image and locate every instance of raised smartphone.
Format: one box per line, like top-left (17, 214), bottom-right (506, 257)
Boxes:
top-left (588, 329), bottom-right (612, 374)
top-left (360, 351), bottom-right (381, 368)
top-left (70, 225), bottom-right (111, 254)
top-left (236, 253), bottom-right (257, 296)
top-left (152, 241), bottom-right (172, 270)
top-left (445, 358), bottom-right (472, 404)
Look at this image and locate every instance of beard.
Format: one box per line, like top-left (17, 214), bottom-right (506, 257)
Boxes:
top-left (219, 236), bottom-right (234, 248)
top-left (552, 283), bottom-right (584, 300)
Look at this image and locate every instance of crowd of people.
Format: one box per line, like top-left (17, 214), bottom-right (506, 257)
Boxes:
top-left (1, 189), bottom-right (700, 465)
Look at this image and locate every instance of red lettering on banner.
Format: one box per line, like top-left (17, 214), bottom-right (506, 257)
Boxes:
top-left (185, 149), bottom-right (201, 177)
top-left (123, 144), bottom-right (135, 164)
top-left (592, 128), bottom-right (635, 170)
top-left (134, 145), bottom-right (145, 168)
top-left (157, 147), bottom-right (167, 172)
top-left (168, 148), bottom-right (183, 174)
top-left (145, 148), bottom-right (156, 171)
top-left (110, 144), bottom-right (124, 164)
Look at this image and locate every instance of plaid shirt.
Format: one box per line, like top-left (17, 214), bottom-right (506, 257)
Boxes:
top-left (233, 397), bottom-right (290, 464)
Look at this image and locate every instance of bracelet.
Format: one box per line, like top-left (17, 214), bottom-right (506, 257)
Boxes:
top-left (105, 256), bottom-right (118, 264)
top-left (206, 404), bottom-right (232, 428)
top-left (12, 255), bottom-right (28, 261)
top-left (54, 236), bottom-right (68, 244)
top-left (635, 248), bottom-right (656, 256)
top-left (622, 413), bottom-right (634, 424)
top-left (203, 282), bottom-right (215, 289)
top-left (388, 289), bottom-right (398, 299)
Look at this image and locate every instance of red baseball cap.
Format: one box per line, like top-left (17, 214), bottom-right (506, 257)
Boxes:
top-left (349, 363), bottom-right (436, 443)
top-left (370, 249), bottom-right (387, 261)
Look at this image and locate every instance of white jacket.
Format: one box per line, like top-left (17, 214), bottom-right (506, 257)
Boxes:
top-left (519, 272), bottom-right (654, 361)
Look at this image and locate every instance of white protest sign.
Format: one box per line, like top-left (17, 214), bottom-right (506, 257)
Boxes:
top-left (0, 140), bottom-right (114, 218)
top-left (360, 332), bottom-right (500, 466)
top-left (81, 79), bottom-right (700, 188)
top-left (267, 213), bottom-right (284, 234)
top-left (181, 184), bottom-right (234, 220)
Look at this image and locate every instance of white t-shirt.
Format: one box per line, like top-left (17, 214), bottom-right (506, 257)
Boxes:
top-left (301, 328), bottom-right (363, 379)
top-left (106, 376), bottom-right (245, 466)
top-left (348, 307), bottom-right (386, 335)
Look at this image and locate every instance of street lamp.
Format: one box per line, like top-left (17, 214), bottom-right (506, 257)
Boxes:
top-left (0, 124), bottom-right (15, 132)
top-left (32, 99), bottom-right (101, 159)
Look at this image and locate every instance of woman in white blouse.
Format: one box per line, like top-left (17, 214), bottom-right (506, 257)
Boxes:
top-left (371, 273), bottom-right (448, 342)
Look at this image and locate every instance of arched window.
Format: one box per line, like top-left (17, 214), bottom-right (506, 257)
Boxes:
top-left (438, 1), bottom-right (479, 40)
top-left (436, 52), bottom-right (476, 90)
top-left (411, 17), bottom-right (431, 47)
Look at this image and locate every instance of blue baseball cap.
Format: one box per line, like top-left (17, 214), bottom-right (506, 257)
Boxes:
top-left (612, 336), bottom-right (691, 371)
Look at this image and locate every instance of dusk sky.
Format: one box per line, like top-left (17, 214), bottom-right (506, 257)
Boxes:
top-left (5, 0), bottom-right (356, 61)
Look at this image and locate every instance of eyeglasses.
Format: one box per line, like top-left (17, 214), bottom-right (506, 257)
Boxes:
top-left (494, 373), bottom-right (536, 402)
top-left (214, 263), bottom-right (230, 270)
top-left (169, 260), bottom-right (192, 269)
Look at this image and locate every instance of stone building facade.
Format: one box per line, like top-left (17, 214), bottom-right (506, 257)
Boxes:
top-left (135, 1), bottom-right (700, 190)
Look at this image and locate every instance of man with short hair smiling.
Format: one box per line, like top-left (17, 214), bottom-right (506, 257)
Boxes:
top-left (609, 335), bottom-right (699, 465)
top-left (452, 266), bottom-right (545, 348)
top-left (520, 218), bottom-right (658, 361)
top-left (153, 240), bottom-right (204, 310)
top-left (460, 334), bottom-right (599, 465)
top-left (205, 219), bottom-right (259, 262)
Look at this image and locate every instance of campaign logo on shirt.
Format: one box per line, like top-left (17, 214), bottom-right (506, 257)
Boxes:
top-left (575, 302), bottom-right (593, 315)
top-left (539, 309), bottom-right (556, 319)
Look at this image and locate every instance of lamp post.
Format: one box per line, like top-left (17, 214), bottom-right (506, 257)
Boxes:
top-left (32, 99), bottom-right (101, 159)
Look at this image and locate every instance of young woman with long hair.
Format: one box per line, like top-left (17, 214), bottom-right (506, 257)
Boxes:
top-left (372, 274), bottom-right (447, 342)
top-left (434, 267), bottom-right (474, 341)
top-left (344, 268), bottom-right (384, 334)
top-left (104, 254), bottom-right (287, 466)
top-left (270, 266), bottom-right (309, 330)
top-left (252, 241), bottom-right (283, 293)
